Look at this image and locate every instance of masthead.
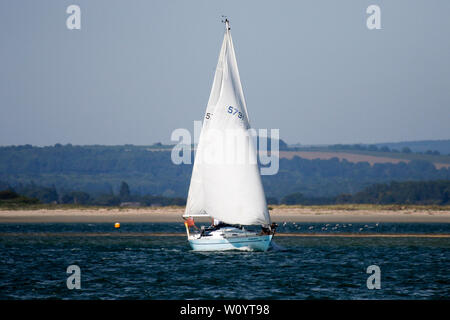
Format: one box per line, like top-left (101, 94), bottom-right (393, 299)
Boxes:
top-left (221, 16), bottom-right (230, 30)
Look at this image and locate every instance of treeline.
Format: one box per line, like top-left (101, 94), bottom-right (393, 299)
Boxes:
top-left (0, 181), bottom-right (185, 207)
top-left (0, 189), bottom-right (40, 207)
top-left (2, 180), bottom-right (449, 207)
top-left (342, 180), bottom-right (450, 205)
top-left (1, 145), bottom-right (450, 199)
top-left (276, 180), bottom-right (450, 206)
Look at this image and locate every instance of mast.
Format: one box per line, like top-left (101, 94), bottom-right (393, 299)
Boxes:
top-left (184, 18), bottom-right (271, 226)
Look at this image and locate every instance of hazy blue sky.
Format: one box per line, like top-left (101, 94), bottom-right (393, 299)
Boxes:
top-left (0, 1), bottom-right (449, 146)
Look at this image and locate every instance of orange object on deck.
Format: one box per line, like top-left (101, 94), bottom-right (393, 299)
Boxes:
top-left (185, 217), bottom-right (195, 227)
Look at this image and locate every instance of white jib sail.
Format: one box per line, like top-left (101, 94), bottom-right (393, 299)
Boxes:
top-left (184, 23), bottom-right (270, 226)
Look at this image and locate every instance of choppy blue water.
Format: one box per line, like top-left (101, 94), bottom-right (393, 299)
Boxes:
top-left (0, 222), bottom-right (449, 300)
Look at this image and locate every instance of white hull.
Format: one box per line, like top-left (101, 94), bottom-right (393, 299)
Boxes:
top-left (187, 226), bottom-right (273, 251)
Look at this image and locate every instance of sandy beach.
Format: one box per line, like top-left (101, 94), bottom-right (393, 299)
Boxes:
top-left (0, 206), bottom-right (449, 223)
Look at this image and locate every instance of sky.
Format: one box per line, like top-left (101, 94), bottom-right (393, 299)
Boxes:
top-left (0, 0), bottom-right (449, 146)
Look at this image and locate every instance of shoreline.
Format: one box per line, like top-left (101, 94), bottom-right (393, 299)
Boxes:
top-left (0, 206), bottom-right (449, 223)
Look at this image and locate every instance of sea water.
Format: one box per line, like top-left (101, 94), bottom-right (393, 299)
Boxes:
top-left (0, 223), bottom-right (449, 299)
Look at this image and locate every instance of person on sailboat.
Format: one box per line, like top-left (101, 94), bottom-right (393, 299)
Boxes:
top-left (185, 217), bottom-right (199, 230)
top-left (261, 223), bottom-right (278, 235)
top-left (210, 218), bottom-right (228, 230)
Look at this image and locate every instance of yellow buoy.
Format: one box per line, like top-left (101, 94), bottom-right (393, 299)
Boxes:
top-left (114, 222), bottom-right (121, 229)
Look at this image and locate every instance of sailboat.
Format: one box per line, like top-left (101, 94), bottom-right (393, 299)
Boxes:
top-left (183, 19), bottom-right (276, 251)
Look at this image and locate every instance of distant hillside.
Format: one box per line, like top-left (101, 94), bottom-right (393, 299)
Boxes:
top-left (1, 144), bottom-right (450, 201)
top-left (281, 140), bottom-right (450, 170)
top-left (289, 139), bottom-right (450, 155)
top-left (348, 180), bottom-right (450, 205)
top-left (278, 150), bottom-right (450, 169)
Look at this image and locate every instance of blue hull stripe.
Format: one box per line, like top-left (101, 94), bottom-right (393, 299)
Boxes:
top-left (188, 235), bottom-right (273, 251)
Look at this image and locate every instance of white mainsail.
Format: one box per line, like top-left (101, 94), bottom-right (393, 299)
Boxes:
top-left (184, 21), bottom-right (270, 226)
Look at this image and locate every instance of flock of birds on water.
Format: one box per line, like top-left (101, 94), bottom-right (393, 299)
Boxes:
top-left (280, 222), bottom-right (381, 233)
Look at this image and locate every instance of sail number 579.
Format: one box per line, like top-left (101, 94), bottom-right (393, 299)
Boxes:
top-left (227, 106), bottom-right (243, 119)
